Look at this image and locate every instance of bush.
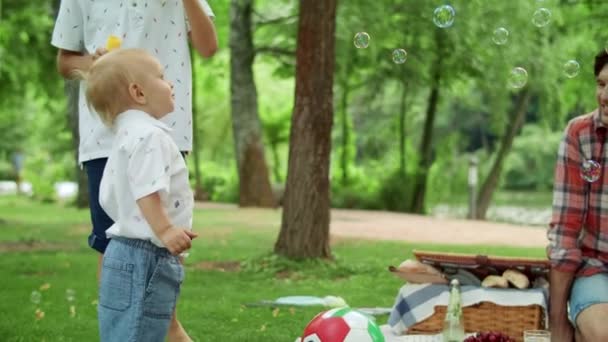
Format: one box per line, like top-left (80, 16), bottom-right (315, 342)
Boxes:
top-left (190, 162), bottom-right (239, 203)
top-left (502, 125), bottom-right (561, 191)
top-left (330, 165), bottom-right (383, 210)
top-left (22, 151), bottom-right (73, 202)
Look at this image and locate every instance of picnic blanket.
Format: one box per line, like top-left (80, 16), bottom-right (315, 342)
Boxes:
top-left (388, 283), bottom-right (548, 335)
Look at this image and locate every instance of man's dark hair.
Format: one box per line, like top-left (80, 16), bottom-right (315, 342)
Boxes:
top-left (594, 49), bottom-right (608, 76)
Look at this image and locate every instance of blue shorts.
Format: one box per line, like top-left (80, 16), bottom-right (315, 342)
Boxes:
top-left (98, 237), bottom-right (184, 342)
top-left (84, 158), bottom-right (114, 253)
top-left (568, 273), bottom-right (608, 328)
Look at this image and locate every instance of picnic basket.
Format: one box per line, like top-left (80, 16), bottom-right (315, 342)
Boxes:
top-left (408, 250), bottom-right (550, 342)
top-left (408, 301), bottom-right (545, 342)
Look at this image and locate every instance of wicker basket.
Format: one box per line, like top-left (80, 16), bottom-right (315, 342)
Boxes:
top-left (408, 301), bottom-right (545, 342)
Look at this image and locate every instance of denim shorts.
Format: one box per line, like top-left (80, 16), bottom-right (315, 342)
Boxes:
top-left (84, 158), bottom-right (114, 253)
top-left (98, 237), bottom-right (184, 342)
top-left (568, 273), bottom-right (608, 327)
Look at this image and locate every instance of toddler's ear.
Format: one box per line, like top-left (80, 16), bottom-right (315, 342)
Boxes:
top-left (129, 83), bottom-right (147, 104)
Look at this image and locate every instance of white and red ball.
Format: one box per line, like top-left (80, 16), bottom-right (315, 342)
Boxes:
top-left (296, 307), bottom-right (385, 342)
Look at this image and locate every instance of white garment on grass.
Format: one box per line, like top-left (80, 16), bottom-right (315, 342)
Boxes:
top-left (51, 0), bottom-right (214, 163)
top-left (99, 110), bottom-right (193, 248)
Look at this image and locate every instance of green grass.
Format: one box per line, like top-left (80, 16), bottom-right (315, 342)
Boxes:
top-left (0, 196), bottom-right (545, 341)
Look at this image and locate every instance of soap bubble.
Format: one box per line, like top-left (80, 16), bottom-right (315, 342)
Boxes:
top-left (532, 8), bottom-right (551, 27)
top-left (492, 27), bottom-right (509, 45)
top-left (392, 49), bottom-right (407, 64)
top-left (581, 159), bottom-right (601, 182)
top-left (508, 67), bottom-right (528, 89)
top-left (30, 291), bottom-right (41, 304)
top-left (563, 60), bottom-right (580, 78)
top-left (433, 5), bottom-right (455, 28)
top-left (353, 32), bottom-right (370, 49)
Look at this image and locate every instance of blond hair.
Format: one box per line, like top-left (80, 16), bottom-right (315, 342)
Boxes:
top-left (74, 49), bottom-right (149, 126)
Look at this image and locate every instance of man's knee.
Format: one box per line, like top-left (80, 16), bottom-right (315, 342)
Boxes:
top-left (577, 304), bottom-right (608, 341)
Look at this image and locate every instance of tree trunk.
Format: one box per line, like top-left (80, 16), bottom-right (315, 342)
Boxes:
top-left (190, 49), bottom-right (208, 201)
top-left (274, 0), bottom-right (337, 259)
top-left (409, 55), bottom-right (441, 214)
top-left (66, 80), bottom-right (88, 208)
top-left (398, 80), bottom-right (408, 177)
top-left (476, 90), bottom-right (531, 219)
top-left (229, 0), bottom-right (275, 207)
top-left (339, 60), bottom-right (352, 187)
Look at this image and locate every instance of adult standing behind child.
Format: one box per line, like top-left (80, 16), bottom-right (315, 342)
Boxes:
top-left (51, 1), bottom-right (217, 340)
top-left (78, 48), bottom-right (197, 342)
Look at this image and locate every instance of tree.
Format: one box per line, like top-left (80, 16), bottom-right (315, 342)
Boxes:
top-left (65, 79), bottom-right (89, 207)
top-left (274, 0), bottom-right (337, 259)
top-left (229, 0), bottom-right (276, 207)
top-left (190, 49), bottom-right (208, 201)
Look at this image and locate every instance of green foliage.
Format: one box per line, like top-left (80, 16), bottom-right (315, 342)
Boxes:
top-left (193, 162), bottom-right (239, 203)
top-left (331, 165), bottom-right (383, 210)
top-left (1, 0), bottom-right (607, 211)
top-left (22, 150), bottom-right (73, 202)
top-left (502, 124), bottom-right (562, 191)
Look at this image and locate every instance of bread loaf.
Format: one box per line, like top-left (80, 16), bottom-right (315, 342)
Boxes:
top-left (503, 269), bottom-right (530, 289)
top-left (481, 275), bottom-right (509, 288)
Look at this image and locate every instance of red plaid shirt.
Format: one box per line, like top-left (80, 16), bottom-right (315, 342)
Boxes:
top-left (548, 109), bottom-right (608, 276)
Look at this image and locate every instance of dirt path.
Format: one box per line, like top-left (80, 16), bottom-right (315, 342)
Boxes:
top-left (196, 203), bottom-right (548, 248)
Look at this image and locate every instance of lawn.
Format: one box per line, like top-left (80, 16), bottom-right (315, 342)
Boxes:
top-left (0, 196), bottom-right (546, 341)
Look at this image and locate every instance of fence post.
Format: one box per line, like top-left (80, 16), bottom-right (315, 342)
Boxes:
top-left (468, 156), bottom-right (478, 219)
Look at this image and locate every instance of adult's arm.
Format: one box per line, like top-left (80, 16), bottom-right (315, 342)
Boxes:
top-left (183, 0), bottom-right (218, 58)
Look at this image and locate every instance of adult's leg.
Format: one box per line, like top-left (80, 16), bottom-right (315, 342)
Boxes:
top-left (570, 273), bottom-right (608, 341)
top-left (575, 304), bottom-right (608, 341)
top-left (84, 158), bottom-right (114, 282)
top-left (168, 255), bottom-right (191, 342)
top-left (169, 153), bottom-right (192, 342)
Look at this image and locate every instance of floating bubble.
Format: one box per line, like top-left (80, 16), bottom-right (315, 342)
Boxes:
top-left (65, 289), bottom-right (76, 302)
top-left (532, 8), bottom-right (551, 27)
top-left (353, 32), bottom-right (370, 49)
top-left (564, 60), bottom-right (580, 78)
top-left (433, 5), bottom-right (455, 28)
top-left (492, 27), bottom-right (509, 45)
top-left (508, 67), bottom-right (528, 89)
top-left (581, 159), bottom-right (601, 182)
top-left (30, 291), bottom-right (41, 304)
top-left (392, 49), bottom-right (407, 64)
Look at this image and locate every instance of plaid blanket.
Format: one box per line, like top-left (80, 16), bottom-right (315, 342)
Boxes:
top-left (388, 283), bottom-right (548, 335)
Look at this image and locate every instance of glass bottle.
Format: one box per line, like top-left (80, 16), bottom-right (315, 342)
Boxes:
top-left (443, 279), bottom-right (465, 342)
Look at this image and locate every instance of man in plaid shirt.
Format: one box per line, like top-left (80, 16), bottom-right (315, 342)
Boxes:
top-left (548, 49), bottom-right (608, 342)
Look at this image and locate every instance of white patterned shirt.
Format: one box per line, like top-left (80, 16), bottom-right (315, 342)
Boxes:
top-left (99, 110), bottom-right (193, 247)
top-left (51, 0), bottom-right (214, 163)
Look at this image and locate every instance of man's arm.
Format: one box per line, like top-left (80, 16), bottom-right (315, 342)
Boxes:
top-left (547, 120), bottom-right (588, 341)
top-left (550, 269), bottom-right (575, 342)
top-left (183, 0), bottom-right (218, 58)
top-left (56, 49), bottom-right (94, 79)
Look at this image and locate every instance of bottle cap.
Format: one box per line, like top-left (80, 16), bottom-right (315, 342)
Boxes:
top-left (450, 278), bottom-right (460, 286)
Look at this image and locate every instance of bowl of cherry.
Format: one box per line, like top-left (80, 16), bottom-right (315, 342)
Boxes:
top-left (463, 331), bottom-right (515, 342)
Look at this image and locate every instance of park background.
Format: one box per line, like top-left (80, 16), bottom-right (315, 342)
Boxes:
top-left (1, 0), bottom-right (606, 341)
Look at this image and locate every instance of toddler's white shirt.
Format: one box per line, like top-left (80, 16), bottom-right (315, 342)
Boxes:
top-left (99, 110), bottom-right (193, 247)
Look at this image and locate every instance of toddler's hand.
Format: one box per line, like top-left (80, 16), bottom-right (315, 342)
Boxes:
top-left (160, 227), bottom-right (198, 255)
